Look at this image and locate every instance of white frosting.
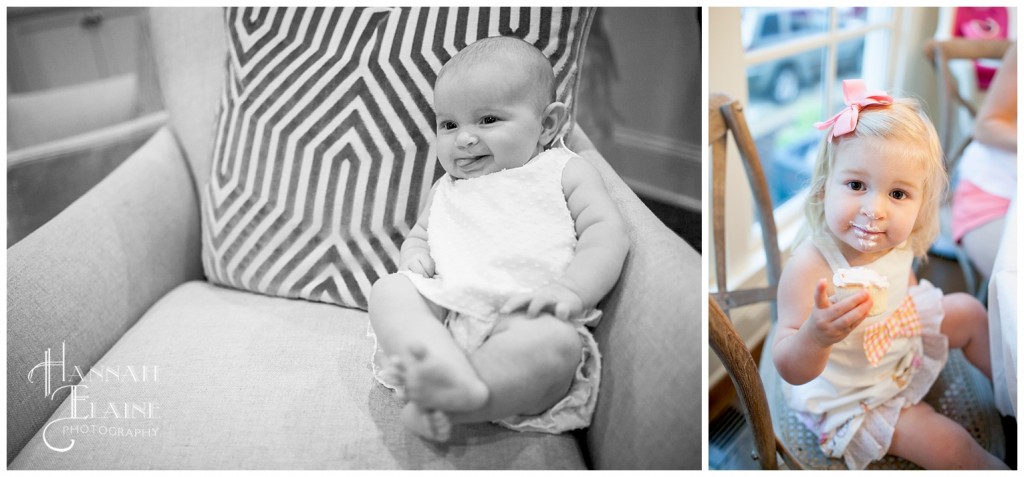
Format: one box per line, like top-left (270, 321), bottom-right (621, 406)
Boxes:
top-left (833, 267), bottom-right (889, 289)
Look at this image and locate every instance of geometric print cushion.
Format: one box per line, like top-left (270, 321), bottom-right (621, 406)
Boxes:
top-left (202, 7), bottom-right (595, 309)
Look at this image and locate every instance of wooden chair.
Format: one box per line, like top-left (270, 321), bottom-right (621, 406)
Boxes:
top-left (708, 94), bottom-right (1006, 470)
top-left (923, 38), bottom-right (1012, 172)
top-left (708, 93), bottom-right (797, 469)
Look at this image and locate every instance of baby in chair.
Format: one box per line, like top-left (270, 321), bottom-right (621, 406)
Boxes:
top-left (367, 36), bottom-right (629, 442)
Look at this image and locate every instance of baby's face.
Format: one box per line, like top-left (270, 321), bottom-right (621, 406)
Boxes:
top-left (823, 138), bottom-right (925, 263)
top-left (434, 62), bottom-right (547, 179)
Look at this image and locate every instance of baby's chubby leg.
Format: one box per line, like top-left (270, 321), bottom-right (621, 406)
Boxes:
top-left (368, 274), bottom-right (481, 399)
top-left (445, 313), bottom-right (583, 425)
top-left (369, 277), bottom-right (583, 437)
top-left (888, 402), bottom-right (1007, 469)
top-left (369, 273), bottom-right (487, 441)
top-left (370, 274), bottom-right (447, 356)
top-left (940, 292), bottom-right (992, 380)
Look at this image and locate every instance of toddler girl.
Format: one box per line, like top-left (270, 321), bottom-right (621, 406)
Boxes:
top-left (773, 80), bottom-right (1007, 469)
top-left (367, 36), bottom-right (629, 442)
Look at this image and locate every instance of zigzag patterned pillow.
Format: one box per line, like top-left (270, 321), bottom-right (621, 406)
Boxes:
top-left (203, 7), bottom-right (594, 309)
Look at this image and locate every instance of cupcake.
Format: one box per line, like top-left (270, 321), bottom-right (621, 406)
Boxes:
top-left (832, 267), bottom-right (889, 316)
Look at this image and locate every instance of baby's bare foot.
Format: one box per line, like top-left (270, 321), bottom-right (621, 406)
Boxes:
top-left (378, 354), bottom-right (406, 392)
top-left (402, 343), bottom-right (489, 413)
top-left (400, 402), bottom-right (451, 442)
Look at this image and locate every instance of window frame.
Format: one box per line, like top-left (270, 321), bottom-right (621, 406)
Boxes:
top-left (710, 8), bottom-right (904, 295)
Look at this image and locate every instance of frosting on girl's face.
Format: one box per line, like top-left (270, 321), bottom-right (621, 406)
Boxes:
top-left (822, 138), bottom-right (925, 264)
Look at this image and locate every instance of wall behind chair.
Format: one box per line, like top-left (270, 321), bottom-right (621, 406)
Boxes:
top-left (577, 7), bottom-right (702, 212)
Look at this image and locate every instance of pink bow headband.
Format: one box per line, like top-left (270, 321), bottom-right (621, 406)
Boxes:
top-left (814, 79), bottom-right (893, 141)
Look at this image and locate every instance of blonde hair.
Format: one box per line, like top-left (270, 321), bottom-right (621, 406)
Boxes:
top-left (804, 97), bottom-right (947, 257)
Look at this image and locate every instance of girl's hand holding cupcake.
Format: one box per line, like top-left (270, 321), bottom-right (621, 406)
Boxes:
top-left (803, 278), bottom-right (873, 347)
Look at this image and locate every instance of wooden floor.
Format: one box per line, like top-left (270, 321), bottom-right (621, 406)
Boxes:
top-left (916, 252), bottom-right (973, 296)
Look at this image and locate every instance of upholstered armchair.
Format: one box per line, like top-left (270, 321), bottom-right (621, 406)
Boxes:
top-left (8, 8), bottom-right (700, 469)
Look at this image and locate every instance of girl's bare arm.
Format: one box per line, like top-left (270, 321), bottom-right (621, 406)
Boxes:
top-left (773, 242), bottom-right (871, 384)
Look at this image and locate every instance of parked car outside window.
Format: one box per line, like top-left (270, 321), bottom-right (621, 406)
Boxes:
top-left (743, 8), bottom-right (865, 104)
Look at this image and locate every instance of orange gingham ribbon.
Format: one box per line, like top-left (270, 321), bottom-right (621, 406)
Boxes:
top-left (863, 296), bottom-right (921, 367)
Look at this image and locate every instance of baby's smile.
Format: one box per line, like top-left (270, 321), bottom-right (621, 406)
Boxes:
top-left (454, 154), bottom-right (492, 174)
top-left (455, 154), bottom-right (489, 164)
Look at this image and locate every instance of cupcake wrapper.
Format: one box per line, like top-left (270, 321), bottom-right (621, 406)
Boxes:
top-left (835, 285), bottom-right (887, 316)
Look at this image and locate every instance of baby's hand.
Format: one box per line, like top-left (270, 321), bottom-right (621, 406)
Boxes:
top-left (804, 279), bottom-right (872, 347)
top-left (501, 282), bottom-right (584, 320)
top-left (400, 252), bottom-right (435, 278)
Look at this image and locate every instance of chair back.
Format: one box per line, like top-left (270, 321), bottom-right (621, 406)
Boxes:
top-left (708, 95), bottom-right (802, 469)
top-left (708, 296), bottom-right (781, 469)
top-left (708, 94), bottom-right (783, 319)
top-left (148, 8), bottom-right (226, 191)
top-left (923, 38), bottom-right (1012, 171)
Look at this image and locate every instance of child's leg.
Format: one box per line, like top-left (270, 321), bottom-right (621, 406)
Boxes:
top-left (400, 313), bottom-right (583, 423)
top-left (368, 273), bottom-right (487, 411)
top-left (888, 402), bottom-right (1007, 469)
top-left (940, 292), bottom-right (992, 380)
top-left (450, 314), bottom-right (583, 423)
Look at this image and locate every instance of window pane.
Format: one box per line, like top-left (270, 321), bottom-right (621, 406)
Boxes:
top-left (838, 6), bottom-right (894, 29)
top-left (829, 30), bottom-right (891, 113)
top-left (837, 7), bottom-right (868, 29)
top-left (742, 7), bottom-right (893, 211)
top-left (745, 46), bottom-right (827, 207)
top-left (741, 7), bottom-right (827, 52)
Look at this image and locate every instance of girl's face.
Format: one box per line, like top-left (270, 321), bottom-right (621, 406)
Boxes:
top-left (434, 63), bottom-right (547, 179)
top-left (823, 138), bottom-right (925, 264)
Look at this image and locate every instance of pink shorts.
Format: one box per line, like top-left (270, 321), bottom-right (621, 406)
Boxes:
top-left (951, 179), bottom-right (1011, 242)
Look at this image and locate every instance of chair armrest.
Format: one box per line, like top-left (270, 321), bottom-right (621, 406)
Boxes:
top-left (7, 111), bottom-right (169, 168)
top-left (6, 73), bottom-right (141, 150)
top-left (6, 127), bottom-right (203, 463)
top-left (575, 128), bottom-right (702, 469)
top-left (7, 112), bottom-right (171, 245)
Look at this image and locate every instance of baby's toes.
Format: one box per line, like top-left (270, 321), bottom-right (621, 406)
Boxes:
top-left (387, 354), bottom-right (407, 373)
top-left (379, 360), bottom-right (406, 386)
top-left (403, 378), bottom-right (424, 403)
top-left (379, 365), bottom-right (401, 384)
top-left (400, 403), bottom-right (451, 443)
top-left (427, 409), bottom-right (452, 442)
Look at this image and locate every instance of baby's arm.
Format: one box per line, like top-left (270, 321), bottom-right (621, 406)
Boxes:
top-left (399, 184), bottom-right (437, 278)
top-left (773, 242), bottom-right (872, 385)
top-left (502, 157), bottom-right (629, 319)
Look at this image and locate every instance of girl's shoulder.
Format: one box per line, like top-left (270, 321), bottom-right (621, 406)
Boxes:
top-left (781, 240), bottom-right (835, 292)
top-left (787, 240), bottom-right (831, 270)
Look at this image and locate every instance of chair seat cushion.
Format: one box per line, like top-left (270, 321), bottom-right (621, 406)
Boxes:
top-left (760, 326), bottom-right (1004, 470)
top-left (10, 281), bottom-right (586, 469)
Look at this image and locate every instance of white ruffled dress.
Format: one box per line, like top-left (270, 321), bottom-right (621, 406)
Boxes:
top-left (784, 234), bottom-right (948, 469)
top-left (369, 147), bottom-right (601, 433)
